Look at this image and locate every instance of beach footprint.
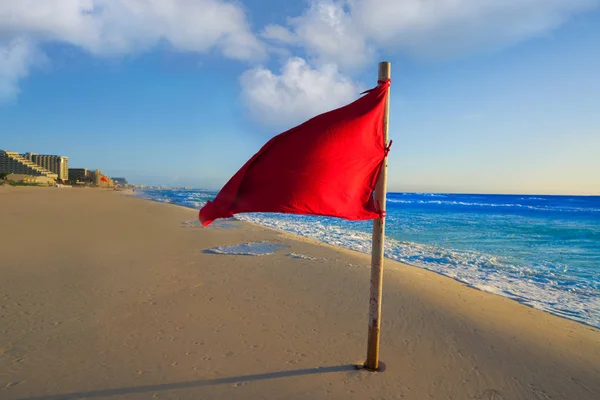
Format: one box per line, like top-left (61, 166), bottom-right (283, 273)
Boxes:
top-left (475, 389), bottom-right (503, 400)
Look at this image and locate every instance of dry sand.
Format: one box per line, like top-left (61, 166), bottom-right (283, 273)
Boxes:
top-left (0, 187), bottom-right (599, 400)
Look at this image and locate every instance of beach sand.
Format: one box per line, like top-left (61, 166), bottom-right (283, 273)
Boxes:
top-left (1, 187), bottom-right (599, 400)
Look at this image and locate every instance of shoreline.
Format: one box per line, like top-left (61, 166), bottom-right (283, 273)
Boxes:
top-left (135, 191), bottom-right (600, 330)
top-left (2, 187), bottom-right (599, 399)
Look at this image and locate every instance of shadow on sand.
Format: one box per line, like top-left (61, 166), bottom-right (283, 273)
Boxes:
top-left (19, 365), bottom-right (357, 400)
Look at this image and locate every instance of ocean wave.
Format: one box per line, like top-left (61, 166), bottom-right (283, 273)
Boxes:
top-left (386, 198), bottom-right (600, 213)
top-left (136, 190), bottom-right (211, 209)
top-left (398, 192), bottom-right (448, 197)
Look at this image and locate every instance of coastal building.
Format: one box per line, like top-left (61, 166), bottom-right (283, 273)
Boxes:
top-left (0, 150), bottom-right (58, 181)
top-left (23, 153), bottom-right (69, 181)
top-left (68, 168), bottom-right (116, 188)
top-left (112, 177), bottom-right (128, 186)
top-left (94, 169), bottom-right (114, 188)
top-left (68, 168), bottom-right (94, 184)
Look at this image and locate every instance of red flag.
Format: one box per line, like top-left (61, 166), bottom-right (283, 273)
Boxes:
top-left (100, 175), bottom-right (108, 183)
top-left (199, 79), bottom-right (391, 226)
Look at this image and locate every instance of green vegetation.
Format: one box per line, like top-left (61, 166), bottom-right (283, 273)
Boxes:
top-left (0, 172), bottom-right (8, 180)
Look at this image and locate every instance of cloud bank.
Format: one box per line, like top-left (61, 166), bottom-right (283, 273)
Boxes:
top-left (248, 0), bottom-right (598, 126)
top-left (261, 0), bottom-right (598, 69)
top-left (1, 0), bottom-right (598, 126)
top-left (0, 0), bottom-right (265, 102)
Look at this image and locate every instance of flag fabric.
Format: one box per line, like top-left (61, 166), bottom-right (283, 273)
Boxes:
top-left (100, 175), bottom-right (108, 183)
top-left (199, 79), bottom-right (392, 227)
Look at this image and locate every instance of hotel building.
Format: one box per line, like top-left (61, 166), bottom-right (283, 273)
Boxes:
top-left (0, 150), bottom-right (59, 180)
top-left (23, 153), bottom-right (69, 181)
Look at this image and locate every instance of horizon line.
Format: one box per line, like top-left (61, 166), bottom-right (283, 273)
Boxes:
top-left (134, 186), bottom-right (600, 197)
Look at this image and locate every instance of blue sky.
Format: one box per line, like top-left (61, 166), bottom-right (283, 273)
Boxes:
top-left (1, 0), bottom-right (599, 194)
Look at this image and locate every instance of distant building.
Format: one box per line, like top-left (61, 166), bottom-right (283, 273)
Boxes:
top-left (68, 168), bottom-right (115, 187)
top-left (112, 177), bottom-right (128, 186)
top-left (0, 150), bottom-right (58, 180)
top-left (68, 168), bottom-right (94, 184)
top-left (23, 153), bottom-right (69, 181)
top-left (94, 169), bottom-right (114, 188)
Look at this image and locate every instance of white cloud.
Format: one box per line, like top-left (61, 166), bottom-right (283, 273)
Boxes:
top-left (0, 0), bottom-right (266, 58)
top-left (0, 0), bottom-right (266, 100)
top-left (260, 0), bottom-right (599, 68)
top-left (260, 24), bottom-right (296, 44)
top-left (350, 0), bottom-right (599, 58)
top-left (239, 57), bottom-right (362, 128)
top-left (0, 38), bottom-right (44, 102)
top-left (261, 1), bottom-right (374, 70)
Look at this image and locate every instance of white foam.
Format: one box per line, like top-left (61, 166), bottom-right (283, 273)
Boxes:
top-left (205, 242), bottom-right (286, 256)
top-left (287, 252), bottom-right (318, 260)
top-left (181, 220), bottom-right (202, 228)
top-left (386, 198), bottom-right (600, 213)
top-left (237, 213), bottom-right (600, 328)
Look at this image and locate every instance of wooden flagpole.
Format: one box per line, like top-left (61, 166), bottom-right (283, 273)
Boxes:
top-left (365, 61), bottom-right (391, 371)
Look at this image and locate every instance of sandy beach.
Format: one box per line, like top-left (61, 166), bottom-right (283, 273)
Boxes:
top-left (1, 187), bottom-right (599, 400)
